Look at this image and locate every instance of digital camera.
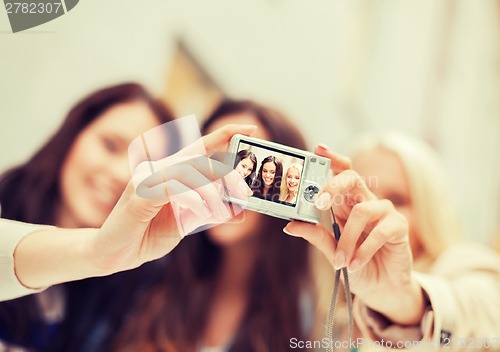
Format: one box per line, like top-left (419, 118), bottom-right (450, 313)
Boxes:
top-left (224, 134), bottom-right (331, 223)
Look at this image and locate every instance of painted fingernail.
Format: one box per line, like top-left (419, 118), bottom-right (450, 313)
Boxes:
top-left (318, 143), bottom-right (331, 150)
top-left (315, 192), bottom-right (331, 209)
top-left (283, 226), bottom-right (297, 237)
top-left (240, 125), bottom-right (258, 134)
top-left (334, 250), bottom-right (345, 270)
top-left (238, 179), bottom-right (253, 196)
top-left (348, 259), bottom-right (361, 272)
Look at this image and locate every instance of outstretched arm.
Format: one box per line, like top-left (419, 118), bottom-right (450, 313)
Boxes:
top-left (2, 124), bottom-right (256, 300)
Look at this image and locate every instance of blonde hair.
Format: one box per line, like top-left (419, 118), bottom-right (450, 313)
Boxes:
top-left (279, 163), bottom-right (303, 202)
top-left (350, 131), bottom-right (463, 261)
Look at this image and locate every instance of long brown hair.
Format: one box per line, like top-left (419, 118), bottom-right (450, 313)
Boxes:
top-left (252, 155), bottom-right (283, 201)
top-left (0, 82), bottom-right (173, 225)
top-left (113, 100), bottom-right (312, 352)
top-left (0, 83), bottom-right (173, 350)
top-left (235, 149), bottom-right (257, 186)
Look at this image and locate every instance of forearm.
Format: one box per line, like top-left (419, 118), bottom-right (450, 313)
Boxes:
top-left (360, 279), bottom-right (426, 326)
top-left (14, 228), bottom-right (105, 289)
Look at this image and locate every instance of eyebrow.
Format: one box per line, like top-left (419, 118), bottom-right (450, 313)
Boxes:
top-left (100, 133), bottom-right (129, 145)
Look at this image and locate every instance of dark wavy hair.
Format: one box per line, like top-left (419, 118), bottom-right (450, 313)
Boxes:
top-left (0, 82), bottom-right (172, 225)
top-left (235, 149), bottom-right (257, 186)
top-left (112, 99), bottom-right (311, 352)
top-left (0, 83), bottom-right (173, 351)
top-left (252, 155), bottom-right (283, 202)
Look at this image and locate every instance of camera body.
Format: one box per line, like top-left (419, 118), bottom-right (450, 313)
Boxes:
top-left (225, 134), bottom-right (331, 223)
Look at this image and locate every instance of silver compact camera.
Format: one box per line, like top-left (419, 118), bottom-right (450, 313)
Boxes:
top-left (224, 134), bottom-right (331, 223)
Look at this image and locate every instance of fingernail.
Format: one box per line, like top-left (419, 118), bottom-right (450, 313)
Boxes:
top-left (241, 124), bottom-right (258, 132)
top-left (334, 250), bottom-right (345, 270)
top-left (283, 226), bottom-right (297, 237)
top-left (315, 192), bottom-right (331, 209)
top-left (220, 203), bottom-right (231, 219)
top-left (238, 179), bottom-right (253, 196)
top-left (348, 259), bottom-right (361, 272)
top-left (318, 143), bottom-right (330, 150)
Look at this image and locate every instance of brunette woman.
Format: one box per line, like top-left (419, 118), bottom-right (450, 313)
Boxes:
top-left (0, 82), bottom-right (174, 351)
top-left (234, 149), bottom-right (257, 187)
top-left (251, 156), bottom-right (283, 202)
top-left (111, 99), bottom-right (313, 352)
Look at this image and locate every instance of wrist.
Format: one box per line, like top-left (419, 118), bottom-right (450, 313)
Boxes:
top-left (85, 228), bottom-right (129, 276)
top-left (364, 279), bottom-right (426, 326)
top-left (15, 228), bottom-right (103, 288)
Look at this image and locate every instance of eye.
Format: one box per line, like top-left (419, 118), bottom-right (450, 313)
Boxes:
top-left (388, 194), bottom-right (409, 207)
top-left (102, 137), bottom-right (119, 153)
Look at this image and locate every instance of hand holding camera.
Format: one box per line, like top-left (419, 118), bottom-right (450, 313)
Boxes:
top-left (89, 124), bottom-right (256, 275)
top-left (224, 134), bottom-right (331, 223)
top-left (283, 144), bottom-right (426, 326)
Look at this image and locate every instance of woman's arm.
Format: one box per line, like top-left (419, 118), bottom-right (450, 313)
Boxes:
top-left (2, 124), bottom-right (256, 300)
top-left (284, 144), bottom-right (500, 346)
top-left (13, 226), bottom-right (100, 290)
top-left (285, 144), bottom-right (426, 325)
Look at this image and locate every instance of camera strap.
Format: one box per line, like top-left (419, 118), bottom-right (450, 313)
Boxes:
top-left (325, 210), bottom-right (353, 352)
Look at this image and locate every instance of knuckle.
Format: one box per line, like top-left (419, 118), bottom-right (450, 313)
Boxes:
top-left (351, 202), bottom-right (370, 218)
top-left (344, 158), bottom-right (353, 170)
top-left (380, 199), bottom-right (395, 210)
top-left (343, 169), bottom-right (358, 180)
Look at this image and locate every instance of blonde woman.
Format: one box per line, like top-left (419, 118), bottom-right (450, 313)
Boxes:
top-left (280, 163), bottom-right (303, 204)
top-left (286, 132), bottom-right (500, 351)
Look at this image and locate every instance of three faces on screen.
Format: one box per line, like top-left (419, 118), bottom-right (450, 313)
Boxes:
top-left (234, 147), bottom-right (304, 206)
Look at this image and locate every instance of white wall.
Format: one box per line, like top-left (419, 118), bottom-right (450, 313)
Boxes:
top-left (1, 0), bottom-right (498, 242)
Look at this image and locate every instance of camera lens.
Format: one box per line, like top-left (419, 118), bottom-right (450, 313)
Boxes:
top-left (303, 185), bottom-right (320, 202)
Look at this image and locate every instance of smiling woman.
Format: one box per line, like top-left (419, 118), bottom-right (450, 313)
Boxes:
top-left (57, 101), bottom-right (160, 228)
top-left (0, 82), bottom-right (173, 351)
top-left (280, 163), bottom-right (303, 204)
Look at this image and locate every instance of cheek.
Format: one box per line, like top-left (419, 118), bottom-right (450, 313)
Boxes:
top-left (61, 141), bottom-right (93, 190)
top-left (59, 138), bottom-right (110, 227)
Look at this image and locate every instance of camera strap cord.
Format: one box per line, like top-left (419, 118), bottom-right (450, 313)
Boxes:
top-left (325, 209), bottom-right (354, 352)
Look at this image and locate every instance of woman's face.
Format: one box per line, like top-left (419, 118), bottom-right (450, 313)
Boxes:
top-left (235, 157), bottom-right (254, 179)
top-left (203, 112), bottom-right (271, 247)
top-left (261, 162), bottom-right (276, 186)
top-left (58, 101), bottom-right (160, 228)
top-left (286, 167), bottom-right (300, 192)
top-left (352, 148), bottom-right (421, 255)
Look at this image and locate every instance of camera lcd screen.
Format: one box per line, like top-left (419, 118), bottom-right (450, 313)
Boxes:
top-left (234, 140), bottom-right (305, 207)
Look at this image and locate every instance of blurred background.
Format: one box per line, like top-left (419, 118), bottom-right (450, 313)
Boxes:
top-left (0, 0), bottom-right (499, 245)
